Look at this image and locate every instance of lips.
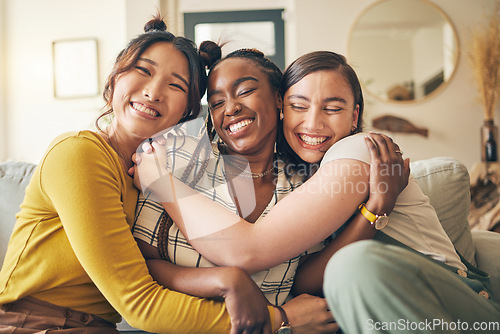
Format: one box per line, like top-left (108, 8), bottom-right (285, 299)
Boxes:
top-left (132, 102), bottom-right (160, 117)
top-left (298, 133), bottom-right (329, 146)
top-left (228, 118), bottom-right (254, 134)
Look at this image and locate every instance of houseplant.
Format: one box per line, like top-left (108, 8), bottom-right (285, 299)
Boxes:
top-left (469, 4), bottom-right (500, 162)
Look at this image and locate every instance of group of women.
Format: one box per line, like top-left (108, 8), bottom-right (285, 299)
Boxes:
top-left (0, 14), bottom-right (499, 334)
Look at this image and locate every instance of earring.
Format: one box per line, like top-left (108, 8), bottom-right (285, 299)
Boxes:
top-left (279, 109), bottom-right (284, 120)
top-left (351, 126), bottom-right (357, 134)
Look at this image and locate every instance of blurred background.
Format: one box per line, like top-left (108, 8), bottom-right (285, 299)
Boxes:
top-left (0, 0), bottom-right (498, 170)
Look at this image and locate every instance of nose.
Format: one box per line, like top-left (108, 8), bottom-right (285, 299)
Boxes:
top-left (224, 99), bottom-right (242, 116)
top-left (302, 109), bottom-right (324, 132)
top-left (143, 80), bottom-right (163, 102)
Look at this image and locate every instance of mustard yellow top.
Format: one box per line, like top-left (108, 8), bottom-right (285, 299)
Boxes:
top-left (0, 131), bottom-right (268, 333)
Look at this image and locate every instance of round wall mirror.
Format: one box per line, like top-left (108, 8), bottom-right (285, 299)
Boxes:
top-left (348, 0), bottom-right (459, 103)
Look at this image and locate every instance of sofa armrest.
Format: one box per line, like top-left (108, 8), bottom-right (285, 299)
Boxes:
top-left (0, 161), bottom-right (37, 267)
top-left (472, 230), bottom-right (500, 303)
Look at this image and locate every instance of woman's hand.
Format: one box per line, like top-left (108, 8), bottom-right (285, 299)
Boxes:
top-left (132, 137), bottom-right (172, 200)
top-left (281, 294), bottom-right (339, 333)
top-left (364, 132), bottom-right (410, 215)
top-left (222, 267), bottom-right (273, 334)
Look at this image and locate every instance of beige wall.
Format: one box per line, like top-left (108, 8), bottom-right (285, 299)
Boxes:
top-left (289, 0), bottom-right (499, 169)
top-left (0, 0), bottom-right (6, 161)
top-left (1, 0), bottom-right (158, 163)
top-left (1, 0), bottom-right (499, 169)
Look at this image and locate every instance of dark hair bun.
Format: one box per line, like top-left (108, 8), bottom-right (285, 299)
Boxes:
top-left (199, 41), bottom-right (222, 69)
top-left (144, 15), bottom-right (167, 33)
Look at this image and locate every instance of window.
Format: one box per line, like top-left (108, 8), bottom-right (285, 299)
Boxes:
top-left (184, 9), bottom-right (285, 70)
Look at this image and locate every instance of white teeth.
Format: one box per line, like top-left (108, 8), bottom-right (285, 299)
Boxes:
top-left (132, 103), bottom-right (159, 117)
top-left (299, 134), bottom-right (328, 145)
top-left (229, 119), bottom-right (253, 133)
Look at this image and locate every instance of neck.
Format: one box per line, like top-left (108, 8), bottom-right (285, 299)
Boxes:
top-left (223, 143), bottom-right (276, 178)
top-left (103, 122), bottom-right (146, 171)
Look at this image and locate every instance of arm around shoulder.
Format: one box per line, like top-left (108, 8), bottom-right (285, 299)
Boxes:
top-left (159, 158), bottom-right (371, 274)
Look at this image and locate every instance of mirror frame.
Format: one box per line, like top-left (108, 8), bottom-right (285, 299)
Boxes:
top-left (347, 0), bottom-right (460, 104)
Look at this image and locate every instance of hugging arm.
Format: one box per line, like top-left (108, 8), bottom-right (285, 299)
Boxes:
top-left (137, 134), bottom-right (405, 274)
top-left (291, 134), bottom-right (410, 296)
top-left (135, 239), bottom-right (274, 334)
top-left (136, 234), bottom-right (338, 333)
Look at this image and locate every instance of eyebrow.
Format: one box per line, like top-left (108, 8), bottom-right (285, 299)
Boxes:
top-left (137, 57), bottom-right (190, 88)
top-left (207, 76), bottom-right (259, 99)
top-left (287, 94), bottom-right (347, 104)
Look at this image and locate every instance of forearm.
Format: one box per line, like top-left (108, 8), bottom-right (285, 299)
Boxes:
top-left (147, 260), bottom-right (279, 334)
top-left (156, 161), bottom-right (367, 274)
top-left (146, 259), bottom-right (244, 299)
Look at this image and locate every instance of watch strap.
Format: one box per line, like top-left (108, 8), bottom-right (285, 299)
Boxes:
top-left (275, 305), bottom-right (291, 330)
top-left (358, 203), bottom-right (377, 223)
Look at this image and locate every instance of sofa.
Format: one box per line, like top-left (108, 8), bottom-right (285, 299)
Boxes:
top-left (1, 158), bottom-right (499, 327)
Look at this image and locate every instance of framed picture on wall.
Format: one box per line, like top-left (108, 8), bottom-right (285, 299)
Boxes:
top-left (52, 38), bottom-right (99, 99)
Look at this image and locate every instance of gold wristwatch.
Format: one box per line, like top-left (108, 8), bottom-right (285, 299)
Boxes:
top-left (275, 306), bottom-right (292, 334)
top-left (358, 203), bottom-right (389, 230)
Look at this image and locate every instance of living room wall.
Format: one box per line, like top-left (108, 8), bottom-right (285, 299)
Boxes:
top-left (0, 0), bottom-right (159, 163)
top-left (288, 0), bottom-right (498, 170)
top-left (0, 0), bottom-right (6, 161)
top-left (1, 0), bottom-right (499, 170)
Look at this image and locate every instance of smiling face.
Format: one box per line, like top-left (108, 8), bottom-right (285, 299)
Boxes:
top-left (111, 42), bottom-right (190, 139)
top-left (207, 57), bottom-right (280, 156)
top-left (283, 70), bottom-right (359, 164)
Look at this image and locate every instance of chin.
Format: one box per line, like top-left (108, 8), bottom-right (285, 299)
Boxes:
top-left (296, 152), bottom-right (322, 164)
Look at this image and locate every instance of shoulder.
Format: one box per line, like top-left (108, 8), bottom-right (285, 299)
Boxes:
top-left (41, 130), bottom-right (119, 176)
top-left (45, 130), bottom-right (109, 160)
top-left (321, 133), bottom-right (370, 166)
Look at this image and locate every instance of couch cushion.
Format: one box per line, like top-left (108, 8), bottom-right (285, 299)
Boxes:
top-left (0, 161), bottom-right (36, 267)
top-left (410, 157), bottom-right (475, 265)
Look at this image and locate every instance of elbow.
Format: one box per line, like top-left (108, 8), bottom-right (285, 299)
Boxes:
top-left (206, 248), bottom-right (261, 274)
top-left (232, 252), bottom-right (263, 275)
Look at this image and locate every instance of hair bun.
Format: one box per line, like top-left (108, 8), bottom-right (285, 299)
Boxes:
top-left (144, 15), bottom-right (167, 33)
top-left (199, 41), bottom-right (222, 69)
